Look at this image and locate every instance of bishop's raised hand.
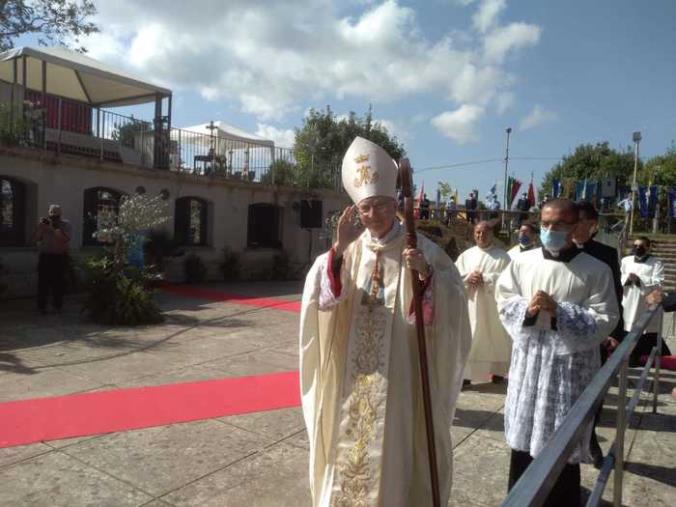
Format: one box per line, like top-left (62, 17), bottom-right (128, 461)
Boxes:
top-left (334, 205), bottom-right (364, 256)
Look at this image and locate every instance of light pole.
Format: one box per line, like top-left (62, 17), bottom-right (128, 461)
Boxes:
top-left (502, 127), bottom-right (512, 228)
top-left (629, 131), bottom-right (641, 235)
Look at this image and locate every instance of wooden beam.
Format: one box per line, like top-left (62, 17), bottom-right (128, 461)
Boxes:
top-left (93, 91), bottom-right (167, 108)
top-left (74, 70), bottom-right (93, 104)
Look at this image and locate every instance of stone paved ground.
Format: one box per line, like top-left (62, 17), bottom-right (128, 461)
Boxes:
top-left (0, 282), bottom-right (674, 506)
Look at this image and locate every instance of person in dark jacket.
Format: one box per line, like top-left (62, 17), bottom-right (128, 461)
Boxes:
top-left (465, 192), bottom-right (478, 224)
top-left (516, 192), bottom-right (530, 224)
top-left (573, 200), bottom-right (625, 468)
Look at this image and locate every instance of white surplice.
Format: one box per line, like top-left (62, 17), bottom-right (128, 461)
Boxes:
top-left (455, 245), bottom-right (512, 381)
top-left (495, 248), bottom-right (619, 462)
top-left (507, 244), bottom-right (536, 260)
top-left (621, 255), bottom-right (664, 334)
top-left (299, 223), bottom-right (471, 507)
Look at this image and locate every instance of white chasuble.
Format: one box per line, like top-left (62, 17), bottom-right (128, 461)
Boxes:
top-left (621, 255), bottom-right (664, 334)
top-left (455, 245), bottom-right (512, 381)
top-left (299, 225), bottom-right (472, 507)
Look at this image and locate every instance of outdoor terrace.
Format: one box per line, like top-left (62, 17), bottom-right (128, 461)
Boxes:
top-left (0, 47), bottom-right (296, 184)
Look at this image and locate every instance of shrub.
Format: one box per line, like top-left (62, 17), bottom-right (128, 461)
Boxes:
top-left (261, 160), bottom-right (296, 186)
top-left (220, 248), bottom-right (240, 281)
top-left (184, 254), bottom-right (207, 283)
top-left (81, 255), bottom-right (163, 325)
top-left (0, 103), bottom-right (30, 146)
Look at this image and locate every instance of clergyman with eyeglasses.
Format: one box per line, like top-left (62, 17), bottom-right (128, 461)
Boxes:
top-left (299, 136), bottom-right (471, 506)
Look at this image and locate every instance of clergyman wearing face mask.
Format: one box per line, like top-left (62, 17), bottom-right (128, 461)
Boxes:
top-left (507, 223), bottom-right (539, 260)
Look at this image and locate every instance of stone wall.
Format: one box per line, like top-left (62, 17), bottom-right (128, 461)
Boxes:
top-left (0, 147), bottom-right (347, 297)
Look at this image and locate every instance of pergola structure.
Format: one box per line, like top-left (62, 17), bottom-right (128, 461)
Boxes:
top-left (179, 121), bottom-right (277, 176)
top-left (0, 46), bottom-right (172, 168)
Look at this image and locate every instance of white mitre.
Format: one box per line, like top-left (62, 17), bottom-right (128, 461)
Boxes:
top-left (341, 136), bottom-right (398, 204)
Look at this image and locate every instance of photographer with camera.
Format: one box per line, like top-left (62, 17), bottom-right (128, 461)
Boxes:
top-left (34, 204), bottom-right (72, 313)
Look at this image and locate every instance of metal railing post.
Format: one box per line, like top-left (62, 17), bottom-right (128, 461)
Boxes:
top-left (652, 310), bottom-right (663, 414)
top-left (100, 111), bottom-right (105, 160)
top-left (56, 97), bottom-right (62, 155)
top-left (613, 357), bottom-right (628, 507)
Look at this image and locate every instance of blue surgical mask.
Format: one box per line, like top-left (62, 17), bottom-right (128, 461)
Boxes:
top-left (518, 235), bottom-right (531, 247)
top-left (540, 227), bottom-right (568, 253)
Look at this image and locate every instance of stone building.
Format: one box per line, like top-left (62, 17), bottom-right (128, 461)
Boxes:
top-left (0, 47), bottom-right (345, 297)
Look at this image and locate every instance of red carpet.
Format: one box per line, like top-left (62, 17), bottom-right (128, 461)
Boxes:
top-left (0, 371), bottom-right (300, 448)
top-left (162, 284), bottom-right (301, 313)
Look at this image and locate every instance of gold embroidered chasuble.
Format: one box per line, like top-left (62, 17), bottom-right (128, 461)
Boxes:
top-left (300, 227), bottom-right (472, 507)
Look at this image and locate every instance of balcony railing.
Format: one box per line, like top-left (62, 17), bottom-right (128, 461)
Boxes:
top-left (1, 92), bottom-right (302, 186)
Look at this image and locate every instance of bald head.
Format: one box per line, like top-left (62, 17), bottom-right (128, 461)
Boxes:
top-left (473, 221), bottom-right (493, 248)
top-left (475, 221), bottom-right (492, 232)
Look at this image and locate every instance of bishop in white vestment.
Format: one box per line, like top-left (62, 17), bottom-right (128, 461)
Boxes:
top-left (455, 221), bottom-right (512, 381)
top-left (299, 137), bottom-right (471, 506)
top-left (495, 199), bottom-right (619, 507)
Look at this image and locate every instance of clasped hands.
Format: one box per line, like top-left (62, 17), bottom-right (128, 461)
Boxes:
top-left (626, 273), bottom-right (643, 287)
top-left (467, 270), bottom-right (484, 287)
top-left (527, 290), bottom-right (557, 317)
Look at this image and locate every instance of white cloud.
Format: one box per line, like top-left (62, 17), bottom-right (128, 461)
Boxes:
top-left (519, 105), bottom-right (557, 131)
top-left (483, 22), bottom-right (541, 63)
top-left (375, 118), bottom-right (409, 141)
top-left (85, 0), bottom-right (541, 137)
top-left (431, 104), bottom-right (484, 144)
top-left (496, 91), bottom-right (515, 114)
top-left (255, 123), bottom-right (296, 148)
top-left (472, 0), bottom-right (506, 34)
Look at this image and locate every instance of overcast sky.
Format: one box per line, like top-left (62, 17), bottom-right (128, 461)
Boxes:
top-left (47, 0), bottom-right (676, 199)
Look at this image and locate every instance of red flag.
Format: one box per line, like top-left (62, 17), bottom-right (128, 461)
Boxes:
top-left (414, 182), bottom-right (424, 218)
top-left (527, 180), bottom-right (538, 208)
top-left (510, 179), bottom-right (522, 205)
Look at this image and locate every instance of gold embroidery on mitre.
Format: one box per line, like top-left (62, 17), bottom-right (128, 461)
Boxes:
top-left (353, 164), bottom-right (380, 188)
top-left (354, 153), bottom-right (370, 164)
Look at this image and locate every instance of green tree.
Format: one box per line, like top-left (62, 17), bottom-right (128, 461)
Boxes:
top-left (293, 106), bottom-right (405, 190)
top-left (0, 0), bottom-right (98, 52)
top-left (540, 142), bottom-right (638, 197)
top-left (641, 141), bottom-right (676, 186)
top-left (261, 159), bottom-right (296, 186)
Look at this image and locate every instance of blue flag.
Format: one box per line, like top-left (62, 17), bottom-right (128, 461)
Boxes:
top-left (575, 180), bottom-right (596, 201)
top-left (669, 187), bottom-right (676, 218)
top-left (638, 185), bottom-right (658, 218)
top-left (552, 179), bottom-right (561, 198)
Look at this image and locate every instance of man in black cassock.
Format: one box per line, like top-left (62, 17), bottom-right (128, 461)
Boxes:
top-left (573, 200), bottom-right (625, 467)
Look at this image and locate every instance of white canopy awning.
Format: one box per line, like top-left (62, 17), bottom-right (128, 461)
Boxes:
top-left (182, 121), bottom-right (274, 148)
top-left (0, 46), bottom-right (171, 107)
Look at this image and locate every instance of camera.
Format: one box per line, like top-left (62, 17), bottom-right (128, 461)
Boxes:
top-left (41, 217), bottom-right (60, 229)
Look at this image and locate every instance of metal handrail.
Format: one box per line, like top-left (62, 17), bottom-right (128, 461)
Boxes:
top-left (500, 305), bottom-right (663, 507)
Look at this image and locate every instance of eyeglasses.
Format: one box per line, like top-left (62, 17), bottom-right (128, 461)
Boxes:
top-left (357, 199), bottom-right (393, 215)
